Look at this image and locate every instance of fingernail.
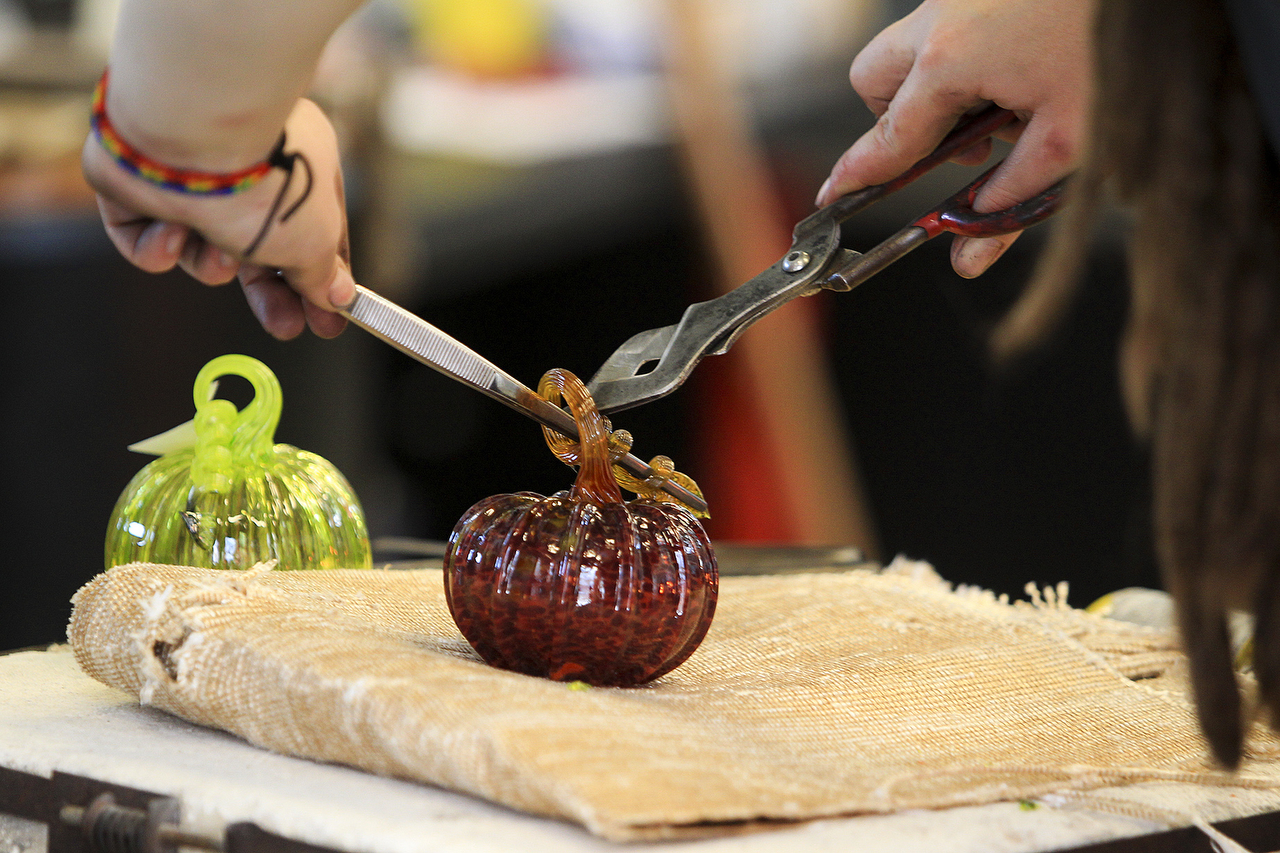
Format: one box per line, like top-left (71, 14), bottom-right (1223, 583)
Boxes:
top-left (814, 178), bottom-right (832, 207)
top-left (954, 238), bottom-right (1003, 278)
top-left (165, 229), bottom-right (185, 257)
top-left (329, 268), bottom-right (356, 312)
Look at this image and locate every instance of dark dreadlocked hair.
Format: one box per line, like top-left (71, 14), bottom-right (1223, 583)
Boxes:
top-left (999, 0), bottom-right (1280, 768)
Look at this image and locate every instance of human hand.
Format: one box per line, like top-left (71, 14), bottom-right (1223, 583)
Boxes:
top-left (818, 0), bottom-right (1095, 277)
top-left (82, 97), bottom-right (354, 340)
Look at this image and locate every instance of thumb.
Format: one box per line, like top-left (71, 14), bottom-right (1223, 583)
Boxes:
top-left (278, 251), bottom-right (356, 314)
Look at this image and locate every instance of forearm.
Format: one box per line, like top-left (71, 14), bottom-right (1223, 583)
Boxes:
top-left (104, 0), bottom-right (364, 172)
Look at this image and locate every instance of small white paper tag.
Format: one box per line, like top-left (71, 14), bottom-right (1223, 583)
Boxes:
top-left (128, 419), bottom-right (198, 456)
top-left (127, 380), bottom-right (220, 456)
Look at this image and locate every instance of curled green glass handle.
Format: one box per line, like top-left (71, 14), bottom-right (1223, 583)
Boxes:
top-left (188, 354), bottom-right (282, 492)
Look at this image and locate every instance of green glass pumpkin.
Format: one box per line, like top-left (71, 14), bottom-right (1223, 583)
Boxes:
top-left (105, 354), bottom-right (371, 571)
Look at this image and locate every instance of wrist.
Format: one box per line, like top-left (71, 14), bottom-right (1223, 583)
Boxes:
top-left (91, 69), bottom-right (285, 196)
top-left (98, 67), bottom-right (288, 176)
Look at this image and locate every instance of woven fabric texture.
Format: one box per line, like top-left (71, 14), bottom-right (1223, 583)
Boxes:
top-left (68, 559), bottom-right (1280, 841)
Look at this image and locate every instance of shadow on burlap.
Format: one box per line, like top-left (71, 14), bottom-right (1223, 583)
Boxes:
top-left (67, 558), bottom-right (1280, 841)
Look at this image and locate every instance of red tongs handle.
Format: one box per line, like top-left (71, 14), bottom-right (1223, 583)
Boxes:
top-left (821, 107), bottom-right (1068, 291)
top-left (819, 104), bottom-right (1024, 227)
top-left (915, 164), bottom-right (1065, 238)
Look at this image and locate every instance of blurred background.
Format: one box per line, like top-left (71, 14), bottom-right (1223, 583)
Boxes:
top-left (0, 0), bottom-right (1152, 651)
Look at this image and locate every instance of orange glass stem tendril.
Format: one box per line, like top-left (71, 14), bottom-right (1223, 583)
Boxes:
top-left (537, 369), bottom-right (624, 506)
top-left (537, 369), bottom-right (708, 515)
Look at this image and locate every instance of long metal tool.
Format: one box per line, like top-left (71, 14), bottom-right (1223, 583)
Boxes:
top-left (341, 285), bottom-right (708, 515)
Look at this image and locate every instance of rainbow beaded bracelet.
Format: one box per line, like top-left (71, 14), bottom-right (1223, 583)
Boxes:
top-left (91, 70), bottom-right (282, 196)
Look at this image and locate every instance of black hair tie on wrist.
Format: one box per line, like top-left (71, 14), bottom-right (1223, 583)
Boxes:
top-left (242, 133), bottom-right (314, 260)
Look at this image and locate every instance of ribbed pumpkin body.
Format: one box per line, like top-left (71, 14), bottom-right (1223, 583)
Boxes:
top-left (106, 444), bottom-right (370, 571)
top-left (444, 489), bottom-right (717, 686)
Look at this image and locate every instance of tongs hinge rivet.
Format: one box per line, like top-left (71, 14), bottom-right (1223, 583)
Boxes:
top-left (781, 251), bottom-right (810, 273)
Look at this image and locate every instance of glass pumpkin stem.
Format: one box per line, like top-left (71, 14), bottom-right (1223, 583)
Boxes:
top-left (193, 354), bottom-right (282, 467)
top-left (537, 369), bottom-right (624, 506)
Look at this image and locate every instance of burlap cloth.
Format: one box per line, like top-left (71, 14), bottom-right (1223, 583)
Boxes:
top-left (67, 558), bottom-right (1280, 842)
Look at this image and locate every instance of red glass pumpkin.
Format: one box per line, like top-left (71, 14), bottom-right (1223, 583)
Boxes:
top-left (443, 369), bottom-right (718, 686)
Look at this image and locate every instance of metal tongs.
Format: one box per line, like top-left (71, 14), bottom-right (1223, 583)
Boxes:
top-left (587, 105), bottom-right (1065, 413)
top-left (341, 285), bottom-right (709, 514)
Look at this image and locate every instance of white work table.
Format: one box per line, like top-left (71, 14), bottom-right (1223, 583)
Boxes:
top-left (2, 647), bottom-right (1279, 853)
